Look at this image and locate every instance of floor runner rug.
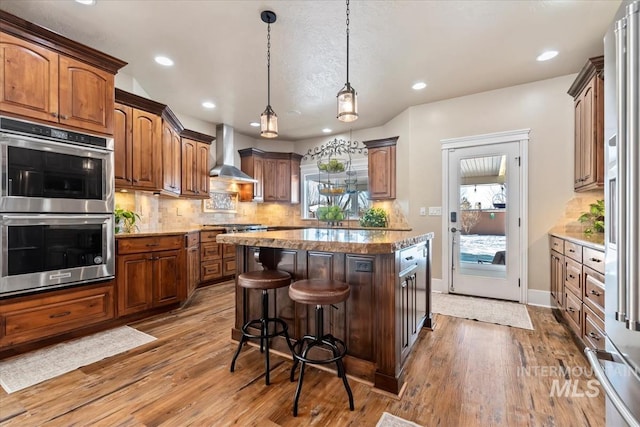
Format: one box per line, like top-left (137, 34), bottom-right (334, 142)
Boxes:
top-left (431, 292), bottom-right (534, 330)
top-left (0, 326), bottom-right (156, 393)
top-left (376, 412), bottom-right (423, 427)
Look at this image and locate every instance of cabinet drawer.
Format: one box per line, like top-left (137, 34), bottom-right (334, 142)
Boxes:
top-left (583, 247), bottom-right (604, 274)
top-left (565, 258), bottom-right (582, 297)
top-left (564, 241), bottom-right (582, 263)
top-left (564, 290), bottom-right (582, 337)
top-left (201, 242), bottom-right (222, 261)
top-left (583, 266), bottom-right (605, 316)
top-left (223, 243), bottom-right (236, 258)
top-left (201, 260), bottom-right (222, 281)
top-left (222, 258), bottom-right (236, 277)
top-left (0, 283), bottom-right (115, 347)
top-left (550, 236), bottom-right (564, 253)
top-left (200, 230), bottom-right (222, 243)
top-left (118, 235), bottom-right (183, 254)
top-left (186, 232), bottom-right (200, 248)
top-left (583, 305), bottom-right (605, 351)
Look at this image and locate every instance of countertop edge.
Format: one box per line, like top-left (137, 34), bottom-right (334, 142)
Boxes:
top-left (549, 231), bottom-right (605, 251)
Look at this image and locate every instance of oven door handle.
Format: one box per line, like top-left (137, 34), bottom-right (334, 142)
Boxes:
top-left (0, 214), bottom-right (112, 225)
top-left (585, 348), bottom-right (640, 427)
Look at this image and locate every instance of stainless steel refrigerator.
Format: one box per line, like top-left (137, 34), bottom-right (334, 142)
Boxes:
top-left (586, 1), bottom-right (640, 426)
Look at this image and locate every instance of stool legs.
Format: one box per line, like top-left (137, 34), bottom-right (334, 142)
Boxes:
top-left (290, 305), bottom-right (354, 416)
top-left (230, 289), bottom-right (292, 386)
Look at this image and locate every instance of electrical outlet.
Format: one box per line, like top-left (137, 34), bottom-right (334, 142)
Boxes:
top-left (428, 207), bottom-right (442, 216)
top-left (176, 207), bottom-right (182, 217)
top-left (419, 207), bottom-right (426, 216)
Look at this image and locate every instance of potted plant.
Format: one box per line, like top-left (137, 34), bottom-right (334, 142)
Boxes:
top-left (114, 207), bottom-right (141, 234)
top-left (359, 207), bottom-right (389, 228)
top-left (578, 199), bottom-right (604, 234)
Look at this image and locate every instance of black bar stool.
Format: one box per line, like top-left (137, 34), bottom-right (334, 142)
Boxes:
top-left (288, 279), bottom-right (354, 416)
top-left (230, 269), bottom-right (292, 385)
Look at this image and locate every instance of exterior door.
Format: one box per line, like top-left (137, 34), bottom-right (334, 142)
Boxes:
top-left (444, 138), bottom-right (524, 301)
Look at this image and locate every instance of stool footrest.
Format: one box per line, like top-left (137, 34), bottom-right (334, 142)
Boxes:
top-left (241, 318), bottom-right (290, 341)
top-left (292, 335), bottom-right (347, 365)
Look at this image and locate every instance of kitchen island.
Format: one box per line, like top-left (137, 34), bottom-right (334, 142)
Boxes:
top-left (217, 228), bottom-right (434, 394)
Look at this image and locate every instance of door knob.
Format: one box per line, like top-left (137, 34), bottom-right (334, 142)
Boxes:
top-left (450, 227), bottom-right (458, 233)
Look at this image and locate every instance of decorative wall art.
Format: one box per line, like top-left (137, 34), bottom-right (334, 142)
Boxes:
top-left (203, 191), bottom-right (238, 213)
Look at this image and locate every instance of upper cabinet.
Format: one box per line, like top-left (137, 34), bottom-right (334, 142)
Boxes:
top-left (180, 129), bottom-right (213, 199)
top-left (568, 56), bottom-right (604, 192)
top-left (114, 90), bottom-right (163, 191)
top-left (161, 108), bottom-right (184, 197)
top-left (363, 136), bottom-right (398, 200)
top-left (0, 11), bottom-right (126, 135)
top-left (239, 148), bottom-right (302, 203)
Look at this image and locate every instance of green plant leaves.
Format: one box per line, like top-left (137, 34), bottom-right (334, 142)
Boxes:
top-left (359, 207), bottom-right (388, 228)
top-left (578, 199), bottom-right (604, 234)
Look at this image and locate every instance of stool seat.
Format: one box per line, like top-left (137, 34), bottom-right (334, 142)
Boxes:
top-left (289, 279), bottom-right (350, 305)
top-left (238, 270), bottom-right (291, 290)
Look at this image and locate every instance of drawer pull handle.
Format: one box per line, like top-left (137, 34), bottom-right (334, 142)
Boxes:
top-left (589, 257), bottom-right (602, 263)
top-left (146, 243), bottom-right (159, 247)
top-left (569, 249), bottom-right (575, 253)
top-left (590, 289), bottom-right (601, 296)
top-left (405, 256), bottom-right (414, 261)
top-left (569, 274), bottom-right (575, 279)
top-left (588, 332), bottom-right (600, 341)
top-left (50, 311), bottom-right (71, 318)
top-left (568, 307), bottom-right (576, 313)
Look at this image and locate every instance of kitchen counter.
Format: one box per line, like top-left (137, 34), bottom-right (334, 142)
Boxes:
top-left (549, 230), bottom-right (605, 251)
top-left (227, 228), bottom-right (435, 394)
top-left (216, 228), bottom-right (433, 254)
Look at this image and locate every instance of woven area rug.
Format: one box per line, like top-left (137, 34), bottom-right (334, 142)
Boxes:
top-left (0, 326), bottom-right (156, 393)
top-left (376, 412), bottom-right (423, 427)
top-left (432, 292), bottom-right (534, 330)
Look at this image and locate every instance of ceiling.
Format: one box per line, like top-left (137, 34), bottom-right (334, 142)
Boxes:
top-left (1, 0), bottom-right (620, 141)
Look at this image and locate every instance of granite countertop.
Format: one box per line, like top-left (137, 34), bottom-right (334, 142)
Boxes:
top-left (549, 230), bottom-right (605, 251)
top-left (216, 228), bottom-right (434, 254)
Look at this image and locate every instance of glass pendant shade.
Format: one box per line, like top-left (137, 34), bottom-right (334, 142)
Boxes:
top-left (260, 105), bottom-right (278, 138)
top-left (337, 83), bottom-right (358, 122)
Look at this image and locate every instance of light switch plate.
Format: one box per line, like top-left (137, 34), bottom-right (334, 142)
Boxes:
top-left (428, 207), bottom-right (442, 216)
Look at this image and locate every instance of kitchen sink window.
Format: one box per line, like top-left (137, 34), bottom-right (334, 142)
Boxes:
top-left (300, 158), bottom-right (370, 220)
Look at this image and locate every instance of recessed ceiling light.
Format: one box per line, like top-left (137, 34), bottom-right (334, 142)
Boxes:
top-left (154, 56), bottom-right (174, 67)
top-left (536, 50), bottom-right (558, 61)
top-left (75, 0), bottom-right (96, 4)
top-left (249, 122), bottom-right (260, 127)
top-left (322, 128), bottom-right (332, 133)
top-left (202, 101), bottom-right (216, 109)
top-left (412, 82), bottom-right (427, 90)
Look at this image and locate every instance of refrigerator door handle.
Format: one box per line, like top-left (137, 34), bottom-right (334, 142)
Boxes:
top-left (585, 348), bottom-right (640, 427)
top-left (625, 1), bottom-right (640, 332)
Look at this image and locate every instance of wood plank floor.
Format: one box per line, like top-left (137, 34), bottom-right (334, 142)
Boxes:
top-left (0, 281), bottom-right (604, 426)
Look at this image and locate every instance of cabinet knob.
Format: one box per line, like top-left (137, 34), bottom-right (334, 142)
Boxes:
top-left (568, 307), bottom-right (575, 313)
top-left (60, 114), bottom-right (69, 120)
top-left (588, 331), bottom-right (600, 341)
top-left (51, 112), bottom-right (59, 118)
top-left (590, 289), bottom-right (601, 296)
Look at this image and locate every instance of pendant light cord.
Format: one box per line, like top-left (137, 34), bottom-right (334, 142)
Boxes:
top-left (346, 0), bottom-right (350, 84)
top-left (267, 22), bottom-right (271, 106)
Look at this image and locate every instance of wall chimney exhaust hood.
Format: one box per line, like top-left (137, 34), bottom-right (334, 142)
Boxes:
top-left (209, 124), bottom-right (258, 183)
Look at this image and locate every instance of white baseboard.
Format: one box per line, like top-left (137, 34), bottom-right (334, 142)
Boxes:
top-left (432, 278), bottom-right (446, 293)
top-left (527, 289), bottom-right (553, 308)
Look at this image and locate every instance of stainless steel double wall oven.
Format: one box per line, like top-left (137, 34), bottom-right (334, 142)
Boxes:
top-left (0, 116), bottom-right (115, 296)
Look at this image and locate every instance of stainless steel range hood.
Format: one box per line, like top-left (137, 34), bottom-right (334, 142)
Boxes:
top-left (209, 124), bottom-right (258, 183)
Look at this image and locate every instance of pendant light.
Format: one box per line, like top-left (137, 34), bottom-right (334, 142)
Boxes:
top-left (337, 0), bottom-right (358, 122)
top-left (260, 10), bottom-right (278, 138)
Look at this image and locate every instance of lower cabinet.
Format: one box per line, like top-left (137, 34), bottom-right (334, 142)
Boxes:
top-left (398, 244), bottom-right (427, 365)
top-left (117, 235), bottom-right (185, 317)
top-left (549, 234), bottom-right (604, 349)
top-left (186, 231), bottom-right (200, 298)
top-left (200, 230), bottom-right (235, 283)
top-left (0, 281), bottom-right (115, 348)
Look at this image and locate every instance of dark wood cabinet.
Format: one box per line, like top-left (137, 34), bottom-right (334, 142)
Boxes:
top-left (116, 235), bottom-right (185, 317)
top-left (0, 281), bottom-right (115, 349)
top-left (200, 230), bottom-right (235, 283)
top-left (114, 90), bottom-right (163, 191)
top-left (568, 56), bottom-right (604, 192)
top-left (398, 245), bottom-right (427, 365)
top-left (180, 130), bottom-right (213, 199)
top-left (363, 136), bottom-right (398, 200)
top-left (239, 148), bottom-right (302, 203)
top-left (549, 234), bottom-right (605, 350)
top-left (185, 232), bottom-right (200, 298)
top-left (0, 21), bottom-right (125, 135)
top-left (161, 109), bottom-right (183, 197)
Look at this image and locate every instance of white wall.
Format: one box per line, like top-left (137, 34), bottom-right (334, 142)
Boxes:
top-left (393, 74), bottom-right (577, 291)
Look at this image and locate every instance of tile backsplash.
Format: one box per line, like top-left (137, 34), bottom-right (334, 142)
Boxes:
top-left (552, 189), bottom-right (604, 234)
